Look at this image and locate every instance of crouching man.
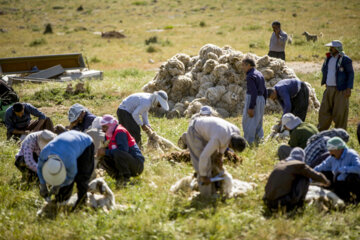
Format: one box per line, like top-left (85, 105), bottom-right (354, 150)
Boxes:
top-left (97, 115), bottom-right (145, 187)
top-left (263, 148), bottom-right (330, 212)
top-left (37, 130), bottom-right (94, 210)
top-left (186, 116), bottom-right (246, 197)
top-left (5, 102), bottom-right (54, 140)
top-left (314, 137), bottom-right (360, 203)
top-left (15, 130), bottom-right (57, 182)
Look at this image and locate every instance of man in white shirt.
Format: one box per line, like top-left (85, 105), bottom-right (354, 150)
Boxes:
top-left (117, 90), bottom-right (169, 147)
top-left (186, 116), bottom-right (246, 197)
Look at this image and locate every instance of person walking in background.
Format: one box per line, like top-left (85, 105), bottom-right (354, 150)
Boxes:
top-left (117, 91), bottom-right (169, 147)
top-left (241, 58), bottom-right (267, 145)
top-left (267, 78), bottom-right (309, 121)
top-left (318, 40), bottom-right (354, 131)
top-left (268, 21), bottom-right (288, 61)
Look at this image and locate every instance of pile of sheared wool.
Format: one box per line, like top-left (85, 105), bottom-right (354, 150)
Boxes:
top-left (143, 44), bottom-right (320, 118)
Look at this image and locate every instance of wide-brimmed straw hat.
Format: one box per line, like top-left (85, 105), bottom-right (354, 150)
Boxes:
top-left (37, 130), bottom-right (57, 150)
top-left (154, 90), bottom-right (169, 111)
top-left (42, 155), bottom-right (66, 186)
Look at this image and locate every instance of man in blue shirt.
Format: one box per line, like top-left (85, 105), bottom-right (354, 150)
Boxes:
top-left (241, 58), bottom-right (267, 144)
top-left (314, 137), bottom-right (360, 203)
top-left (5, 102), bottom-right (54, 140)
top-left (318, 41), bottom-right (354, 131)
top-left (37, 131), bottom-right (94, 210)
top-left (267, 78), bottom-right (309, 121)
top-left (67, 103), bottom-right (97, 132)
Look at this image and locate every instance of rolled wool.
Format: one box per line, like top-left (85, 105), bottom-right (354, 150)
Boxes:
top-left (143, 44), bottom-right (320, 118)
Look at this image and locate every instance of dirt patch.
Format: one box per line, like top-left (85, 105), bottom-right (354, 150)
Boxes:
top-left (287, 61), bottom-right (360, 74)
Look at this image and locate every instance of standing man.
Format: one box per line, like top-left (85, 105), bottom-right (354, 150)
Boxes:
top-left (241, 58), bottom-right (267, 145)
top-left (268, 21), bottom-right (288, 61)
top-left (37, 130), bottom-right (94, 210)
top-left (267, 78), bottom-right (309, 121)
top-left (186, 116), bottom-right (247, 197)
top-left (318, 40), bottom-right (354, 131)
top-left (117, 91), bottom-right (169, 147)
top-left (5, 102), bottom-right (54, 140)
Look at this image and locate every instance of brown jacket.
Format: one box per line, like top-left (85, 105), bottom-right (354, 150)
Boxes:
top-left (264, 160), bottom-right (328, 201)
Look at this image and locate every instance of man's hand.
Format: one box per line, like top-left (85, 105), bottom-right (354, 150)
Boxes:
top-left (200, 176), bottom-right (211, 185)
top-left (343, 88), bottom-right (351, 98)
top-left (141, 125), bottom-right (150, 132)
top-left (39, 183), bottom-right (49, 198)
top-left (321, 179), bottom-right (331, 188)
top-left (97, 148), bottom-right (106, 157)
top-left (49, 186), bottom-right (61, 196)
top-left (247, 109), bottom-right (255, 118)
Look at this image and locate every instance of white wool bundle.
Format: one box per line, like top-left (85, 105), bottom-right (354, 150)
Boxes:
top-left (142, 44), bottom-right (320, 118)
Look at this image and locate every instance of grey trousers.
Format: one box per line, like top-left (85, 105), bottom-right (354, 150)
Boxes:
top-left (242, 95), bottom-right (265, 144)
top-left (186, 121), bottom-right (216, 197)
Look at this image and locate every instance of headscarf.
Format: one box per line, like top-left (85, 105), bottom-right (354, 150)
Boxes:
top-left (326, 137), bottom-right (347, 151)
top-left (100, 114), bottom-right (118, 139)
top-left (286, 147), bottom-right (305, 162)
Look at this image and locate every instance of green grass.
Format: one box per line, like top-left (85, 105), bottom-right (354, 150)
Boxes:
top-left (0, 69), bottom-right (359, 240)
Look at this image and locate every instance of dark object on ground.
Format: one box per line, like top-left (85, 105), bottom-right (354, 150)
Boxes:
top-left (0, 28), bottom-right (7, 33)
top-left (145, 36), bottom-right (157, 45)
top-left (163, 150), bottom-right (243, 164)
top-left (43, 24), bottom-right (53, 34)
top-left (0, 79), bottom-right (19, 121)
top-left (101, 31), bottom-right (126, 39)
top-left (77, 5), bottom-right (84, 11)
top-left (0, 10), bottom-right (4, 15)
top-left (0, 53), bottom-right (86, 75)
top-left (53, 6), bottom-right (64, 10)
top-left (357, 123), bottom-right (360, 145)
top-left (292, 13), bottom-right (297, 17)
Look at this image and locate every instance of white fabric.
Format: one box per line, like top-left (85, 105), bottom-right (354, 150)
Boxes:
top-left (326, 56), bottom-right (337, 86)
top-left (325, 40), bottom-right (342, 48)
top-left (38, 130), bottom-right (57, 150)
top-left (281, 113), bottom-right (302, 131)
top-left (118, 93), bottom-right (156, 126)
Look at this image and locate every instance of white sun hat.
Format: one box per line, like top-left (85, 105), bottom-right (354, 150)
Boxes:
top-left (68, 103), bottom-right (87, 123)
top-left (154, 90), bottom-right (169, 111)
top-left (281, 113), bottom-right (302, 131)
top-left (37, 130), bottom-right (57, 150)
top-left (42, 155), bottom-right (66, 186)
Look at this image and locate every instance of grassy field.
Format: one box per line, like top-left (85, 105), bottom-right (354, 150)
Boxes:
top-left (1, 0), bottom-right (360, 239)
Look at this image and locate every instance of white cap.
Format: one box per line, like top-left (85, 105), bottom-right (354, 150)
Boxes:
top-left (37, 130), bottom-right (57, 150)
top-left (325, 40), bottom-right (342, 48)
top-left (154, 90), bottom-right (169, 111)
top-left (281, 113), bottom-right (302, 131)
top-left (42, 155), bottom-right (66, 186)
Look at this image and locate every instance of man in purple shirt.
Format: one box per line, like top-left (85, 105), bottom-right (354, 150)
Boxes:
top-left (267, 78), bottom-right (309, 121)
top-left (241, 58), bottom-right (267, 144)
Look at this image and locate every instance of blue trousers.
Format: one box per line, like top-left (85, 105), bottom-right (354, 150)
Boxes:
top-left (242, 95), bottom-right (265, 144)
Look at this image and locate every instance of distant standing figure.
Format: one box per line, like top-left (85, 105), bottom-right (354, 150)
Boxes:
top-left (267, 78), bottom-right (309, 121)
top-left (318, 40), bottom-right (354, 131)
top-left (268, 21), bottom-right (288, 61)
top-left (117, 91), bottom-right (169, 147)
top-left (5, 102), bottom-right (54, 140)
top-left (241, 58), bottom-right (267, 144)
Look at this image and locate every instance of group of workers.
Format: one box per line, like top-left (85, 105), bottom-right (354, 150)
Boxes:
top-left (2, 36), bottom-right (359, 213)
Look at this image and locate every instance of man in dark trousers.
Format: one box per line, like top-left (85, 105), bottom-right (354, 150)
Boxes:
top-left (315, 137), bottom-right (360, 203)
top-left (318, 40), bottom-right (354, 131)
top-left (5, 102), bottom-right (54, 140)
top-left (263, 148), bottom-right (330, 212)
top-left (268, 21), bottom-right (288, 61)
top-left (37, 130), bottom-right (94, 210)
top-left (97, 115), bottom-right (145, 187)
top-left (267, 78), bottom-right (309, 121)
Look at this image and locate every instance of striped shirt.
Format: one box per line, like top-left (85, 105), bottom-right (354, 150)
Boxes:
top-left (118, 93), bottom-right (156, 126)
